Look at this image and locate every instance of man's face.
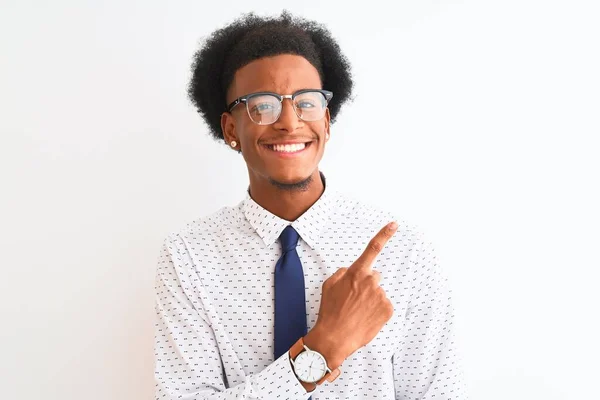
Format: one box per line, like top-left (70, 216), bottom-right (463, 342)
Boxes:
top-left (222, 54), bottom-right (330, 187)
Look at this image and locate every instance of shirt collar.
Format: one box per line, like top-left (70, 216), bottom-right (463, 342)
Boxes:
top-left (241, 171), bottom-right (338, 250)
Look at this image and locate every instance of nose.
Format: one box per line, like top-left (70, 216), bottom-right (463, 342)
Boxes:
top-left (272, 98), bottom-right (302, 132)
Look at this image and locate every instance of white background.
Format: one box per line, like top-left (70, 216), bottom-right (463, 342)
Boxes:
top-left (1, 1), bottom-right (598, 399)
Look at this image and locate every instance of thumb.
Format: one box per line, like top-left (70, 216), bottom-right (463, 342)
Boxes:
top-left (325, 267), bottom-right (348, 287)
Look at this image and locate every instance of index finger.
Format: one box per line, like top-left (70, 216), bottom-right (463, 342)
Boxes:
top-left (351, 221), bottom-right (398, 272)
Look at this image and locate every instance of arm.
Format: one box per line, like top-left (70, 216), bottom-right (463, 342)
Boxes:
top-left (153, 234), bottom-right (315, 400)
top-left (393, 231), bottom-right (469, 400)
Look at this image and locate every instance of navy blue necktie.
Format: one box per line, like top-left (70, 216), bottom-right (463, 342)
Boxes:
top-left (274, 225), bottom-right (308, 360)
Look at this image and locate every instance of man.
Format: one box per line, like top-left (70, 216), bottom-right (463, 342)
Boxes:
top-left (154, 11), bottom-right (468, 400)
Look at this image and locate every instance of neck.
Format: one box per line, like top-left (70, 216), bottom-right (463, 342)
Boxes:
top-left (247, 169), bottom-right (325, 222)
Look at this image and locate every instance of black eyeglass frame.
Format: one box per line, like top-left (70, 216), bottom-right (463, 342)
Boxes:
top-left (226, 89), bottom-right (334, 123)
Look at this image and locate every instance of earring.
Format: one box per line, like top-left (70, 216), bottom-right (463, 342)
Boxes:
top-left (230, 141), bottom-right (237, 147)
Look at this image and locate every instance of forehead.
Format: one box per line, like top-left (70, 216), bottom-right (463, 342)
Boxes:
top-left (227, 54), bottom-right (322, 101)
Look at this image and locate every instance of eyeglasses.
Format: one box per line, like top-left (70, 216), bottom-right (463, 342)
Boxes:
top-left (227, 89), bottom-right (333, 125)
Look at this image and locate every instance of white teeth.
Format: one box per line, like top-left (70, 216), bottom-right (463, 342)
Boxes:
top-left (270, 143), bottom-right (307, 152)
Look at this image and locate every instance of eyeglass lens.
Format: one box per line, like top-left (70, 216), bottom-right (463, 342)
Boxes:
top-left (246, 91), bottom-right (327, 125)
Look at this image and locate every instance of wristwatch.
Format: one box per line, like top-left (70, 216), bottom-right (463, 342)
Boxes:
top-left (289, 336), bottom-right (341, 385)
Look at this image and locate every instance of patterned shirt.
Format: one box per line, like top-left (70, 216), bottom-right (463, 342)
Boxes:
top-left (154, 171), bottom-right (468, 399)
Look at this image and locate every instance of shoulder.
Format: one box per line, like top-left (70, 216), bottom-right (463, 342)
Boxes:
top-left (329, 190), bottom-right (426, 244)
top-left (161, 200), bottom-right (246, 245)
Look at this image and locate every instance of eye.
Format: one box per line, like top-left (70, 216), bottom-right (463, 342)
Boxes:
top-left (297, 100), bottom-right (316, 109)
top-left (251, 103), bottom-right (276, 113)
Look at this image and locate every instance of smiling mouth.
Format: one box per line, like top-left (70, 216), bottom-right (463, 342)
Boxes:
top-left (262, 141), bottom-right (314, 153)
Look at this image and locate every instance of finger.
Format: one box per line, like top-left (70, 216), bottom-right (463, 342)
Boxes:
top-left (351, 221), bottom-right (398, 272)
top-left (372, 270), bottom-right (381, 285)
top-left (330, 267), bottom-right (348, 281)
top-left (324, 267), bottom-right (348, 288)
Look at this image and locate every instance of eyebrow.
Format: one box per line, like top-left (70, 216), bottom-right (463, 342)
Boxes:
top-left (243, 88), bottom-right (321, 95)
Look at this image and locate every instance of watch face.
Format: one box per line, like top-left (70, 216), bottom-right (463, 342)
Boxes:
top-left (294, 350), bottom-right (327, 383)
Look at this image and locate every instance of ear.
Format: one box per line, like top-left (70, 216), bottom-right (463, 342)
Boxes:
top-left (221, 112), bottom-right (237, 147)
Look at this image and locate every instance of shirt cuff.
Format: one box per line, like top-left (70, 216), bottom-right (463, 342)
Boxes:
top-left (253, 351), bottom-right (316, 399)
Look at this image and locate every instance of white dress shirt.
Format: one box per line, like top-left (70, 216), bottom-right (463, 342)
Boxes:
top-left (153, 171), bottom-right (468, 399)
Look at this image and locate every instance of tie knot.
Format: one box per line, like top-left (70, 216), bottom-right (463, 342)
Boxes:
top-left (279, 225), bottom-right (299, 253)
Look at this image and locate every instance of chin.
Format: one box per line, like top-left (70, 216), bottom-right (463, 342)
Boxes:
top-left (268, 170), bottom-right (314, 191)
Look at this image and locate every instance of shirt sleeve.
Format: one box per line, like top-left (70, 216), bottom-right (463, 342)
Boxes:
top-left (392, 231), bottom-right (469, 399)
top-left (153, 234), bottom-right (315, 400)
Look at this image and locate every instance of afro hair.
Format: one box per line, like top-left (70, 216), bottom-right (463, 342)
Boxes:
top-left (187, 10), bottom-right (354, 142)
